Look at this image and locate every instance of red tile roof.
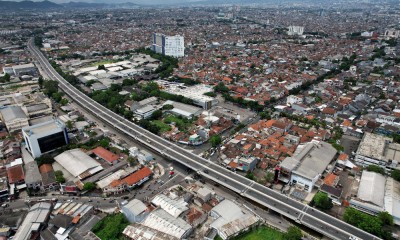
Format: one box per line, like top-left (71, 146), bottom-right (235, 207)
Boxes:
top-left (322, 107), bottom-right (336, 115)
top-left (338, 153), bottom-right (348, 161)
top-left (187, 208), bottom-right (203, 225)
top-left (92, 146), bottom-right (119, 163)
top-left (112, 167), bottom-right (152, 187)
top-left (39, 164), bottom-right (53, 174)
top-left (7, 165), bottom-right (25, 184)
top-left (323, 174), bottom-right (337, 186)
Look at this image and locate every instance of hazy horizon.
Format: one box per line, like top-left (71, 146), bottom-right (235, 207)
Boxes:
top-left (0, 0), bottom-right (205, 4)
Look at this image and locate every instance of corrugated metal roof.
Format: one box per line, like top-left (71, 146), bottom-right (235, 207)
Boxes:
top-left (123, 199), bottom-right (147, 216)
top-left (0, 106), bottom-right (27, 122)
top-left (151, 194), bottom-right (188, 218)
top-left (358, 171), bottom-right (385, 207)
top-left (142, 209), bottom-right (192, 239)
top-left (54, 149), bottom-right (103, 178)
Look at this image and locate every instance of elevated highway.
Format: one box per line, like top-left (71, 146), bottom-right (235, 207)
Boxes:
top-left (28, 39), bottom-right (379, 240)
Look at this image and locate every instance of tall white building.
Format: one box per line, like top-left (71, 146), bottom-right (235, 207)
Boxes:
top-left (384, 29), bottom-right (400, 39)
top-left (288, 26), bottom-right (304, 36)
top-left (22, 119), bottom-right (68, 158)
top-left (152, 33), bottom-right (184, 57)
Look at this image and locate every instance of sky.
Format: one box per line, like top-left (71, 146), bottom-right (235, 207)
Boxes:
top-left (0, 0), bottom-right (205, 4)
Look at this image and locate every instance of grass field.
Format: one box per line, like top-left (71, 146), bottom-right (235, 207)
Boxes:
top-left (163, 114), bottom-right (191, 131)
top-left (229, 226), bottom-right (285, 240)
top-left (92, 214), bottom-right (129, 240)
top-left (152, 120), bottom-right (172, 133)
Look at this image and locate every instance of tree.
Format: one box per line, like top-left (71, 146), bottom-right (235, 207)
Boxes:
top-left (210, 135), bottom-right (222, 148)
top-left (34, 36), bottom-right (43, 47)
top-left (98, 138), bottom-right (110, 148)
top-left (313, 191), bottom-right (333, 210)
top-left (43, 80), bottom-right (59, 97)
top-left (245, 172), bottom-right (256, 180)
top-left (366, 165), bottom-right (385, 175)
top-left (127, 156), bottom-right (136, 166)
top-left (83, 182), bottom-right (96, 191)
top-left (123, 110), bottom-right (133, 120)
top-left (35, 155), bottom-right (55, 166)
top-left (38, 77), bottom-right (44, 88)
top-left (97, 64), bottom-right (106, 70)
top-left (162, 104), bottom-right (174, 110)
top-left (285, 226), bottom-right (303, 240)
top-left (391, 169), bottom-right (400, 182)
top-left (2, 73), bottom-right (10, 82)
top-left (66, 120), bottom-right (73, 129)
top-left (150, 109), bottom-right (163, 120)
top-left (60, 98), bottom-right (68, 106)
top-left (343, 207), bottom-right (389, 239)
top-left (264, 172), bottom-right (274, 183)
top-left (52, 92), bottom-right (63, 102)
top-left (378, 211), bottom-right (394, 226)
top-left (204, 91), bottom-right (217, 97)
top-left (214, 82), bottom-right (230, 93)
top-left (55, 170), bottom-right (65, 183)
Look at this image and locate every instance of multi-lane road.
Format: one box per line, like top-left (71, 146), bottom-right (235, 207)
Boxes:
top-left (28, 39), bottom-right (379, 240)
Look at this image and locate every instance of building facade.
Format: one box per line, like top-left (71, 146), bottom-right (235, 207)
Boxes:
top-left (22, 119), bottom-right (68, 158)
top-left (152, 33), bottom-right (184, 57)
top-left (0, 106), bottom-right (29, 132)
top-left (355, 132), bottom-right (400, 171)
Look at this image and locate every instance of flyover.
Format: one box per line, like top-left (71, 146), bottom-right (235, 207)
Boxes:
top-left (28, 39), bottom-right (379, 240)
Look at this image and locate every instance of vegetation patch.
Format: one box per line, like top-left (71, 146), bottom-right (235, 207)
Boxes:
top-left (151, 120), bottom-right (172, 133)
top-left (92, 213), bottom-right (129, 240)
top-left (230, 226), bottom-right (286, 240)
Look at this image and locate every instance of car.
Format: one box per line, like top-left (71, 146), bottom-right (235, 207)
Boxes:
top-left (88, 199), bottom-right (93, 202)
top-left (1, 203), bottom-right (9, 208)
top-left (122, 196), bottom-right (129, 200)
top-left (203, 169), bottom-right (209, 174)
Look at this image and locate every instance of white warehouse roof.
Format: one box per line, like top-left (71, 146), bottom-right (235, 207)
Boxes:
top-left (123, 199), bottom-right (147, 216)
top-left (358, 171), bottom-right (386, 207)
top-left (151, 194), bottom-right (188, 218)
top-left (385, 177), bottom-right (400, 225)
top-left (54, 149), bottom-right (103, 179)
top-left (142, 209), bottom-right (192, 239)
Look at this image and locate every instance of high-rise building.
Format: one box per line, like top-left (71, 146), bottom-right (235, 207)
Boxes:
top-left (22, 118), bottom-right (68, 158)
top-left (287, 26), bottom-right (304, 36)
top-left (152, 33), bottom-right (184, 57)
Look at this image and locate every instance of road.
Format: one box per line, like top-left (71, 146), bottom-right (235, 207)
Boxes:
top-left (28, 39), bottom-right (379, 240)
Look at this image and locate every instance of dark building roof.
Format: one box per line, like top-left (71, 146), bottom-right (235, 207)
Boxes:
top-left (49, 215), bottom-right (73, 229)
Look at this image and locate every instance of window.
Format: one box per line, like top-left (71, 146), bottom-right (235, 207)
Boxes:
top-left (37, 132), bottom-right (66, 153)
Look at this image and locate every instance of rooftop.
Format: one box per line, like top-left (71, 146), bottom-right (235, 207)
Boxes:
top-left (281, 141), bottom-right (337, 180)
top-left (24, 162), bottom-right (42, 185)
top-left (54, 149), bottom-right (103, 178)
top-left (13, 202), bottom-right (51, 240)
top-left (142, 208), bottom-right (192, 239)
top-left (384, 177), bottom-right (400, 225)
top-left (92, 146), bottom-right (119, 163)
top-left (358, 171), bottom-right (386, 207)
top-left (123, 199), bottom-right (147, 216)
top-left (0, 106), bottom-right (27, 122)
top-left (356, 132), bottom-right (400, 162)
top-left (123, 223), bottom-right (179, 240)
top-left (22, 119), bottom-right (65, 136)
top-left (12, 63), bottom-right (35, 70)
top-left (7, 164), bottom-right (25, 184)
top-left (151, 194), bottom-right (189, 218)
